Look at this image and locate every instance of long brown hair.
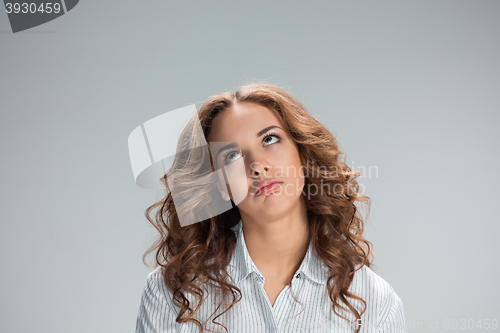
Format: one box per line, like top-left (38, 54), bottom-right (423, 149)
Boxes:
top-left (142, 83), bottom-right (374, 333)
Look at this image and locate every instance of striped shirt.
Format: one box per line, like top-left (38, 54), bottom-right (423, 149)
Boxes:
top-left (136, 219), bottom-right (406, 332)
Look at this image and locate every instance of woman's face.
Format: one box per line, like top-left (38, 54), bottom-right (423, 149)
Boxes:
top-left (207, 101), bottom-right (305, 221)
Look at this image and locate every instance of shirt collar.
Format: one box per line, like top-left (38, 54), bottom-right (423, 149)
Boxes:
top-left (228, 219), bottom-right (329, 285)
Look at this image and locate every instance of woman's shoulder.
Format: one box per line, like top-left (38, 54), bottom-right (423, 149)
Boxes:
top-left (142, 266), bottom-right (177, 310)
top-left (136, 266), bottom-right (180, 332)
top-left (350, 264), bottom-right (405, 326)
top-left (146, 265), bottom-right (163, 281)
top-left (351, 264), bottom-right (399, 297)
top-left (145, 265), bottom-right (164, 285)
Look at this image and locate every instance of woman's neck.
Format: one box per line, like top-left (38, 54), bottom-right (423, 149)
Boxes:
top-left (241, 198), bottom-right (309, 285)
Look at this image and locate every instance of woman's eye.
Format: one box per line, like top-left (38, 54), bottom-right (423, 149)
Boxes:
top-left (223, 150), bottom-right (242, 164)
top-left (263, 134), bottom-right (280, 146)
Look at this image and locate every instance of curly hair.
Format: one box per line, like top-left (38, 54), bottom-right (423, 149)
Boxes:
top-left (141, 82), bottom-right (375, 333)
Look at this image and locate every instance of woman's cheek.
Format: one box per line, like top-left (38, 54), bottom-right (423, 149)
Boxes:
top-left (283, 182), bottom-right (295, 196)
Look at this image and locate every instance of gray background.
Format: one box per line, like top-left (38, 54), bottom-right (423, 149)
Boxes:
top-left (1, 0), bottom-right (499, 332)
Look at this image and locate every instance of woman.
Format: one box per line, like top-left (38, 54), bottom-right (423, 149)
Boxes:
top-left (136, 83), bottom-right (406, 333)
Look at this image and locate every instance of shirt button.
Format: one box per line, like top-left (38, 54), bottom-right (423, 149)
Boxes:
top-left (295, 273), bottom-right (300, 279)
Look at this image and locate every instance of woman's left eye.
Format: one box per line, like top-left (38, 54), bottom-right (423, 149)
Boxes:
top-left (263, 133), bottom-right (280, 146)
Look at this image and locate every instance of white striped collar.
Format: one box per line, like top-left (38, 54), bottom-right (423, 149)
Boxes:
top-left (229, 219), bottom-right (329, 285)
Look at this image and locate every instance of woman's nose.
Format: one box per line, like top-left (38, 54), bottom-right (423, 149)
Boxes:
top-left (251, 162), bottom-right (270, 176)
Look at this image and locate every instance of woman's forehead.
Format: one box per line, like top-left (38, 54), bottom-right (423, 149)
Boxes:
top-left (209, 102), bottom-right (284, 141)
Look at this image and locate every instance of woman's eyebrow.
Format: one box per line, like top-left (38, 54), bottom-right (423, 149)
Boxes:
top-left (256, 125), bottom-right (283, 137)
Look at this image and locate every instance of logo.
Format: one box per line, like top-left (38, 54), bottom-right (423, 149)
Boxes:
top-left (128, 105), bottom-right (249, 228)
top-left (3, 0), bottom-right (79, 33)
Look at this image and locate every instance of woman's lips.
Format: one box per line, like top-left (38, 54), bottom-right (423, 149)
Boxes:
top-left (255, 182), bottom-right (283, 196)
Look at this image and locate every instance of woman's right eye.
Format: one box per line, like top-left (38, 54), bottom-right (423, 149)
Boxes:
top-left (222, 150), bottom-right (242, 165)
